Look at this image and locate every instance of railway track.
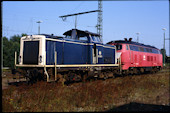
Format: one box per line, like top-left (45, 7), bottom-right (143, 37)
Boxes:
top-left (2, 67), bottom-right (166, 88)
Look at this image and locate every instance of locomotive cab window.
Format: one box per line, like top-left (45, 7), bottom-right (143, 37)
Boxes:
top-left (158, 50), bottom-right (161, 54)
top-left (91, 35), bottom-right (101, 42)
top-left (79, 36), bottom-right (88, 41)
top-left (65, 35), bottom-right (72, 39)
top-left (116, 44), bottom-right (122, 50)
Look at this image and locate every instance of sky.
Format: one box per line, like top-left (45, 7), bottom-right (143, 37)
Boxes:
top-left (2, 1), bottom-right (169, 56)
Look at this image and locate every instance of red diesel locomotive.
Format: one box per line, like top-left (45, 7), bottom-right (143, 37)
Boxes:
top-left (107, 38), bottom-right (163, 74)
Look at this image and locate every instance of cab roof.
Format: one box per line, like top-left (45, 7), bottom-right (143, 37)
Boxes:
top-left (40, 34), bottom-right (63, 39)
top-left (107, 40), bottom-right (158, 49)
top-left (63, 29), bottom-right (100, 36)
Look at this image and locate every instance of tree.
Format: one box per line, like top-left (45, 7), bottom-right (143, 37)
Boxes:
top-left (3, 34), bottom-right (27, 69)
top-left (160, 48), bottom-right (169, 64)
top-left (9, 35), bottom-right (20, 43)
top-left (3, 37), bottom-right (10, 67)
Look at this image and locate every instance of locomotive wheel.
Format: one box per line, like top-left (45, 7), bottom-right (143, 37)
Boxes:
top-left (155, 67), bottom-right (159, 73)
top-left (99, 73), bottom-right (105, 79)
top-left (103, 72), bottom-right (108, 80)
top-left (129, 68), bottom-right (134, 76)
top-left (122, 70), bottom-right (129, 76)
top-left (140, 68), bottom-right (145, 74)
top-left (31, 68), bottom-right (39, 83)
top-left (107, 72), bottom-right (114, 78)
top-left (25, 68), bottom-right (38, 84)
top-left (37, 69), bottom-right (45, 81)
top-left (151, 67), bottom-right (157, 74)
top-left (67, 72), bottom-right (82, 82)
top-left (103, 75), bottom-right (108, 80)
top-left (133, 68), bottom-right (138, 75)
top-left (151, 68), bottom-right (154, 74)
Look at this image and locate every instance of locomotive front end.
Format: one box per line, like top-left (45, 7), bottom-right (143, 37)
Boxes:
top-left (19, 35), bottom-right (46, 66)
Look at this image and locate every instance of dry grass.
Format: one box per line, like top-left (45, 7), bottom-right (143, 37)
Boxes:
top-left (2, 68), bottom-right (170, 112)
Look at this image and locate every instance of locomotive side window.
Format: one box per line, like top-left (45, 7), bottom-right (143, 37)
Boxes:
top-left (156, 50), bottom-right (158, 54)
top-left (66, 35), bottom-right (72, 39)
top-left (139, 47), bottom-right (144, 52)
top-left (79, 36), bottom-right (88, 41)
top-left (126, 44), bottom-right (160, 55)
top-left (116, 45), bottom-right (122, 50)
top-left (91, 35), bottom-right (97, 41)
top-left (91, 35), bottom-right (101, 42)
top-left (96, 37), bottom-right (101, 42)
top-left (143, 48), bottom-right (147, 52)
top-left (149, 49), bottom-right (152, 52)
top-left (152, 49), bottom-right (159, 54)
top-left (134, 46), bottom-right (139, 51)
top-left (141, 47), bottom-right (160, 54)
top-left (126, 45), bottom-right (129, 50)
top-left (158, 50), bottom-right (161, 54)
top-left (129, 45), bottom-right (139, 51)
top-left (129, 45), bottom-right (133, 50)
top-left (146, 48), bottom-right (150, 52)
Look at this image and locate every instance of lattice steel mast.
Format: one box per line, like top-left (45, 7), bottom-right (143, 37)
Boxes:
top-left (97, 0), bottom-right (103, 42)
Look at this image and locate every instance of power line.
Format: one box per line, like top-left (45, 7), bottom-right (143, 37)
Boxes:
top-left (59, 10), bottom-right (100, 18)
top-left (59, 10), bottom-right (100, 29)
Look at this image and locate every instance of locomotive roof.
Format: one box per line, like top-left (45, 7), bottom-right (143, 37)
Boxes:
top-left (107, 40), bottom-right (158, 49)
top-left (63, 29), bottom-right (100, 36)
top-left (40, 34), bottom-right (63, 39)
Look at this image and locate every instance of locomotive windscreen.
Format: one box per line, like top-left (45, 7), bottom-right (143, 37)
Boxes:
top-left (116, 45), bottom-right (122, 50)
top-left (23, 41), bottom-right (39, 64)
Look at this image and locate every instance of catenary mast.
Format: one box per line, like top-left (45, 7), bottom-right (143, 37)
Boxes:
top-left (97, 0), bottom-right (103, 42)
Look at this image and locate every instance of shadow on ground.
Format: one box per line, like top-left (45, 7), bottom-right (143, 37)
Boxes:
top-left (106, 102), bottom-right (170, 112)
top-left (8, 81), bottom-right (28, 86)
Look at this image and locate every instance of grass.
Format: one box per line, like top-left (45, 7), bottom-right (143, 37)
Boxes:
top-left (2, 68), bottom-right (11, 72)
top-left (2, 68), bottom-right (169, 112)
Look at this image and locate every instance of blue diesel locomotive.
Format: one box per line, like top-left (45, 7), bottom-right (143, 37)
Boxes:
top-left (15, 29), bottom-right (120, 83)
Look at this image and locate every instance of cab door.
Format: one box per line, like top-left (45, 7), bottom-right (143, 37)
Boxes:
top-left (92, 44), bottom-right (98, 64)
top-left (126, 44), bottom-right (131, 65)
top-left (129, 45), bottom-right (134, 66)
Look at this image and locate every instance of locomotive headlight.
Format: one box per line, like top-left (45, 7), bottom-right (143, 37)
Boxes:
top-left (39, 55), bottom-right (42, 63)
